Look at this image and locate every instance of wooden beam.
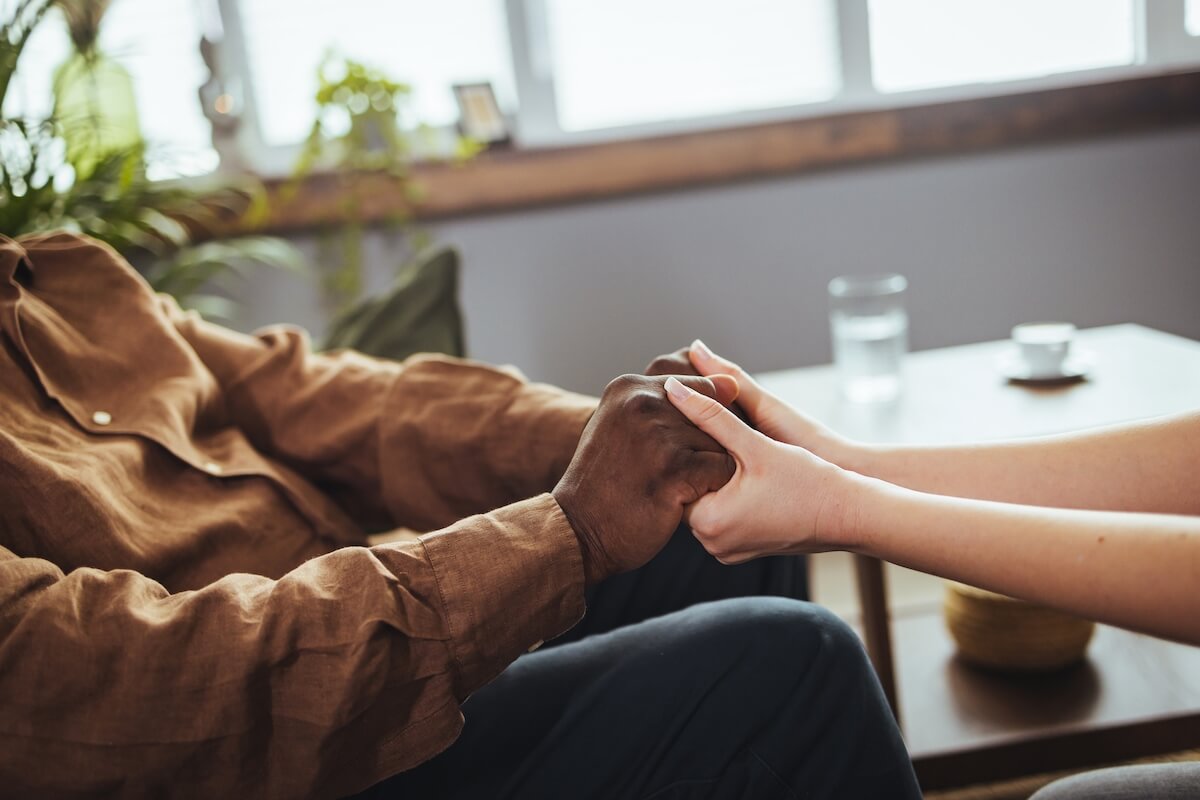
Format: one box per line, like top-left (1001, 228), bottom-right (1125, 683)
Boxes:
top-left (242, 69), bottom-right (1200, 233)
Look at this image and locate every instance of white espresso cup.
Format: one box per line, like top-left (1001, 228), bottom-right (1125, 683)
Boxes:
top-left (1012, 322), bottom-right (1075, 378)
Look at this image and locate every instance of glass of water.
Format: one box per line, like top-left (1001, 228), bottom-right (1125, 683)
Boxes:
top-left (828, 273), bottom-right (908, 403)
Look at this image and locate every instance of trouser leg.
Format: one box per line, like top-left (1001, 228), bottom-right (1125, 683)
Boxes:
top-left (555, 521), bottom-right (808, 645)
top-left (370, 598), bottom-right (919, 800)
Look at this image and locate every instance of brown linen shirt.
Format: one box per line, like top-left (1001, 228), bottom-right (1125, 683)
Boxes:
top-left (0, 232), bottom-right (597, 798)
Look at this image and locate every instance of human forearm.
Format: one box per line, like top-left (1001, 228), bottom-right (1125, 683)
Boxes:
top-left (847, 475), bottom-right (1200, 644)
top-left (668, 381), bottom-right (1200, 645)
top-left (165, 297), bottom-right (596, 531)
top-left (0, 499), bottom-right (585, 798)
top-left (837, 411), bottom-right (1200, 515)
top-left (688, 343), bottom-right (1200, 514)
top-left (379, 356), bottom-right (596, 530)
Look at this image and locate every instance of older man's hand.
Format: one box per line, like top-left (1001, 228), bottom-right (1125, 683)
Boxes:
top-left (643, 347), bottom-right (699, 380)
top-left (553, 374), bottom-right (738, 585)
top-left (644, 346), bottom-right (749, 423)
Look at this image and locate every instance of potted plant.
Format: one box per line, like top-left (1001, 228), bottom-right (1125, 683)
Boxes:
top-left (289, 54), bottom-right (482, 314)
top-left (1, 0), bottom-right (302, 320)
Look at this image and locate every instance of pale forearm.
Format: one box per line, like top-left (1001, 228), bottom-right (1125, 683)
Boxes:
top-left (668, 366), bottom-right (1200, 645)
top-left (835, 411), bottom-right (1200, 515)
top-left (847, 475), bottom-right (1200, 645)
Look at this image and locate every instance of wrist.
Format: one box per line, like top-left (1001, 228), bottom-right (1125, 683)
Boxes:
top-left (824, 433), bottom-right (879, 478)
top-left (548, 406), bottom-right (596, 489)
top-left (834, 469), bottom-right (892, 554)
top-left (551, 486), bottom-right (607, 586)
top-left (838, 470), bottom-right (911, 557)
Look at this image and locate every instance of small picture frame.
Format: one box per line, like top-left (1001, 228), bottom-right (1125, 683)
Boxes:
top-left (452, 82), bottom-right (511, 147)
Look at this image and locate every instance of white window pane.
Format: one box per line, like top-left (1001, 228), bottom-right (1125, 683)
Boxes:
top-left (869, 0), bottom-right (1136, 94)
top-left (545, 0), bottom-right (839, 132)
top-left (1, 4), bottom-right (71, 123)
top-left (240, 0), bottom-right (516, 147)
top-left (105, 0), bottom-right (217, 174)
top-left (1188, 0), bottom-right (1200, 36)
top-left (3, 0), bottom-right (217, 176)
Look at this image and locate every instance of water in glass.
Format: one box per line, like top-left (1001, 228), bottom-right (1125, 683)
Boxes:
top-left (831, 307), bottom-right (908, 402)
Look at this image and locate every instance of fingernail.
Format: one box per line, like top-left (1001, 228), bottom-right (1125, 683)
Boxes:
top-left (691, 339), bottom-right (715, 361)
top-left (665, 376), bottom-right (691, 401)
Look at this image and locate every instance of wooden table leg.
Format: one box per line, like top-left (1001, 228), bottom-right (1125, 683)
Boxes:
top-left (854, 553), bottom-right (900, 725)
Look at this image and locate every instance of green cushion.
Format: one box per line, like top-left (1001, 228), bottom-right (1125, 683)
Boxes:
top-left (319, 246), bottom-right (466, 361)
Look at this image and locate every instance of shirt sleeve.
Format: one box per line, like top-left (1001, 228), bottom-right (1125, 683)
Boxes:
top-left (0, 494), bottom-right (585, 799)
top-left (161, 297), bottom-right (597, 531)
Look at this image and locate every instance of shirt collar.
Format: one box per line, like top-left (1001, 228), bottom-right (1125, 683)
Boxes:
top-left (0, 235), bottom-right (29, 285)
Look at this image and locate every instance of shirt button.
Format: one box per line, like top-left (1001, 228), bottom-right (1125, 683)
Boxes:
top-left (203, 461), bottom-right (224, 475)
top-left (91, 411), bottom-right (112, 426)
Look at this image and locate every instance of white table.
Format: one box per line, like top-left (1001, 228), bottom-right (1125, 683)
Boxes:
top-left (757, 323), bottom-right (1200, 743)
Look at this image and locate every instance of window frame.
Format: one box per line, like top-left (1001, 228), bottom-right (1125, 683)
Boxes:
top-left (239, 67), bottom-right (1200, 233)
top-left (208, 0), bottom-right (1200, 176)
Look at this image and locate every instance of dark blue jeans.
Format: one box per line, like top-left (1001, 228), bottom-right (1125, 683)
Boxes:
top-left (365, 527), bottom-right (919, 799)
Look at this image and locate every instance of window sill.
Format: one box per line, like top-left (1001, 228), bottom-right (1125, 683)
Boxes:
top-left (239, 69), bottom-right (1200, 233)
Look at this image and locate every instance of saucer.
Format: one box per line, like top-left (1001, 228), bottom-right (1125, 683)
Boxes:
top-left (997, 348), bottom-right (1092, 384)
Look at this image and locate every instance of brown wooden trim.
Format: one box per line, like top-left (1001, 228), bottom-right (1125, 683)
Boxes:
top-left (913, 713), bottom-right (1200, 791)
top-left (242, 69), bottom-right (1200, 233)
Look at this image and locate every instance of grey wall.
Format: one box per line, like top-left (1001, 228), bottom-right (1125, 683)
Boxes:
top-left (234, 125), bottom-right (1200, 396)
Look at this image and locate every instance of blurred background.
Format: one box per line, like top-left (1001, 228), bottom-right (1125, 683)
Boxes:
top-left (3, 0), bottom-right (1200, 393)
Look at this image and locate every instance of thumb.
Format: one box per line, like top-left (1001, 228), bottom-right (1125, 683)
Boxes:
top-left (708, 373), bottom-right (740, 407)
top-left (665, 376), bottom-right (762, 458)
top-left (689, 339), bottom-right (769, 418)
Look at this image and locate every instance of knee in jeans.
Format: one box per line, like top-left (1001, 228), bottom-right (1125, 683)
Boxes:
top-left (698, 597), bottom-right (868, 678)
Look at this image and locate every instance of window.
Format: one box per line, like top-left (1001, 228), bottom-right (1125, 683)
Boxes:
top-left (5, 1), bottom-right (1200, 178)
top-left (869, 0), bottom-right (1137, 93)
top-left (3, 0), bottom-right (217, 176)
top-left (543, 0), bottom-right (838, 132)
top-left (238, 0), bottom-right (516, 147)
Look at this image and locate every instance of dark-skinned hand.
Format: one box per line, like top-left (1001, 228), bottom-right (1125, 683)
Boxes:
top-left (644, 347), bottom-right (750, 424)
top-left (553, 373), bottom-right (739, 585)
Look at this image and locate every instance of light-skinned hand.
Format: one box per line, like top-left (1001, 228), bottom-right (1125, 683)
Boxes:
top-left (664, 375), bottom-right (860, 563)
top-left (644, 346), bottom-right (749, 423)
top-left (686, 339), bottom-right (851, 463)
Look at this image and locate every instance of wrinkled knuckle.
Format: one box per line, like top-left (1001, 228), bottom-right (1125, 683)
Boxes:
top-left (693, 397), bottom-right (724, 422)
top-left (605, 373), bottom-right (642, 396)
top-left (625, 389), bottom-right (662, 416)
top-left (690, 377), bottom-right (718, 399)
top-left (647, 356), bottom-right (679, 375)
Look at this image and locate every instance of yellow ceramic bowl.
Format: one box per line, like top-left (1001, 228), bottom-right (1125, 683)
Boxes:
top-left (944, 581), bottom-right (1095, 672)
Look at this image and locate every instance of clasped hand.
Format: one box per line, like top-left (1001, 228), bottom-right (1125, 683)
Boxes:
top-left (554, 342), bottom-right (855, 586)
top-left (664, 340), bottom-right (854, 565)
